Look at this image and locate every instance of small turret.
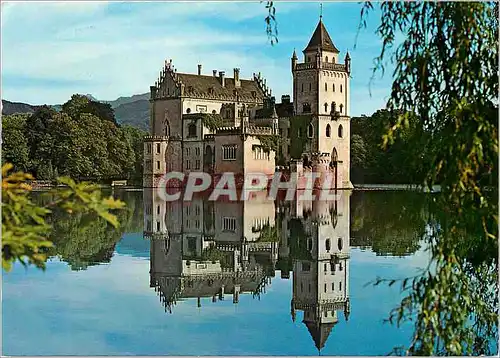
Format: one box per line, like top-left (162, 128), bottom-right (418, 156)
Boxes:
top-left (291, 49), bottom-right (298, 71)
top-left (345, 51), bottom-right (351, 74)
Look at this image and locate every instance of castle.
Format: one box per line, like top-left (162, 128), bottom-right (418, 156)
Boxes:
top-left (144, 17), bottom-right (352, 189)
top-left (144, 188), bottom-right (351, 352)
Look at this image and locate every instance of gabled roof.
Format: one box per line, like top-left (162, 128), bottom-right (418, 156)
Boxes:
top-left (177, 73), bottom-right (265, 102)
top-left (303, 19), bottom-right (339, 54)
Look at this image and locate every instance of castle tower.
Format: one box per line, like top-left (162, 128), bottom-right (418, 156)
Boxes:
top-left (291, 16), bottom-right (352, 189)
top-left (291, 193), bottom-right (351, 352)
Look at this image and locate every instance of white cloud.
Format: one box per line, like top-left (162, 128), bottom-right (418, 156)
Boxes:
top-left (1, 2), bottom-right (303, 104)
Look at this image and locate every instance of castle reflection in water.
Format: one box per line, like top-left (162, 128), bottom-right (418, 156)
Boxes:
top-left (143, 190), bottom-right (351, 351)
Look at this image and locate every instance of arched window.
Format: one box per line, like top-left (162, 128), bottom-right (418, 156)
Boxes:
top-left (332, 57), bottom-right (336, 64)
top-left (331, 101), bottom-right (336, 113)
top-left (301, 83), bottom-right (304, 92)
top-left (324, 103), bottom-right (328, 112)
top-left (186, 108), bottom-right (191, 114)
top-left (188, 123), bottom-right (197, 137)
top-left (325, 83), bottom-right (327, 91)
top-left (326, 124), bottom-right (331, 137)
top-left (309, 83), bottom-right (312, 91)
top-left (326, 238), bottom-right (331, 251)
top-left (338, 237), bottom-right (343, 250)
top-left (339, 281), bottom-right (342, 291)
top-left (326, 56), bottom-right (329, 63)
top-left (308, 124), bottom-right (314, 138)
top-left (339, 104), bottom-right (344, 113)
top-left (302, 102), bottom-right (311, 113)
top-left (340, 84), bottom-right (343, 93)
top-left (338, 124), bottom-right (343, 138)
top-left (212, 110), bottom-right (216, 114)
top-left (332, 83), bottom-right (336, 92)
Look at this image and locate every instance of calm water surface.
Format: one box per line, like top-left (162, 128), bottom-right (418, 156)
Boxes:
top-left (3, 190), bottom-right (432, 356)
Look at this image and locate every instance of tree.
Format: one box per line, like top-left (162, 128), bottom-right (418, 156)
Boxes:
top-left (1, 163), bottom-right (125, 271)
top-left (2, 114), bottom-right (30, 172)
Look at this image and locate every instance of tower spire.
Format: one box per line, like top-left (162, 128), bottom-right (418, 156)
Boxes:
top-left (320, 3), bottom-right (323, 20)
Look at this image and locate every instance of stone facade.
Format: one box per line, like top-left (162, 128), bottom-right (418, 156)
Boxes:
top-left (144, 16), bottom-right (352, 189)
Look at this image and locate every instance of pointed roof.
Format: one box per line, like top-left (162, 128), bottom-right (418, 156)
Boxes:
top-left (303, 19), bottom-right (339, 54)
top-left (304, 321), bottom-right (336, 351)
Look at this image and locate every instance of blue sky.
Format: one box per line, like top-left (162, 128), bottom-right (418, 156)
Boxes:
top-left (1, 1), bottom-right (395, 116)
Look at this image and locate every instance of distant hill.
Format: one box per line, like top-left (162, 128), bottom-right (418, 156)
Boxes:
top-left (114, 99), bottom-right (149, 130)
top-left (2, 93), bottom-right (150, 131)
top-left (104, 93), bottom-right (149, 108)
top-left (1, 100), bottom-right (38, 115)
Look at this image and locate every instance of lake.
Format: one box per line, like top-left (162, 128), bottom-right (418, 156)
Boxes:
top-left (3, 190), bottom-right (435, 356)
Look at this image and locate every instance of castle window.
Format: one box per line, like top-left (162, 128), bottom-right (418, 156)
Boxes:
top-left (195, 147), bottom-right (200, 156)
top-left (332, 83), bottom-right (335, 92)
top-left (186, 160), bottom-right (191, 169)
top-left (332, 57), bottom-right (336, 64)
top-left (212, 110), bottom-right (217, 114)
top-left (186, 108), bottom-right (191, 114)
top-left (338, 124), bottom-right (344, 138)
top-left (302, 102), bottom-right (311, 113)
top-left (324, 103), bottom-right (328, 113)
top-left (222, 217), bottom-right (236, 232)
top-left (331, 102), bottom-right (336, 113)
top-left (147, 144), bottom-right (151, 154)
top-left (222, 145), bottom-right (237, 160)
top-left (325, 83), bottom-right (328, 91)
top-left (301, 83), bottom-right (304, 92)
top-left (326, 238), bottom-right (331, 251)
top-left (308, 124), bottom-right (314, 138)
top-left (326, 56), bottom-right (329, 63)
top-left (326, 124), bottom-right (331, 137)
top-left (188, 123), bottom-right (197, 137)
top-left (156, 143), bottom-right (160, 154)
top-left (186, 148), bottom-right (191, 156)
top-left (338, 237), bottom-right (343, 250)
top-left (157, 161), bottom-right (160, 170)
top-left (157, 221), bottom-right (160, 231)
top-left (252, 91), bottom-right (257, 98)
top-left (332, 283), bottom-right (335, 291)
top-left (309, 83), bottom-right (311, 91)
top-left (324, 284), bottom-right (327, 293)
top-left (302, 262), bottom-right (310, 271)
top-left (339, 104), bottom-right (344, 114)
top-left (324, 263), bottom-right (328, 272)
top-left (195, 160), bottom-right (200, 170)
top-left (339, 281), bottom-right (342, 291)
top-left (340, 84), bottom-right (343, 93)
top-left (157, 205), bottom-right (160, 215)
top-left (339, 262), bottom-right (343, 271)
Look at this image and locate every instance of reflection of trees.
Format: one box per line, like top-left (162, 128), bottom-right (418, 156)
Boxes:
top-left (34, 191), bottom-right (142, 270)
top-left (350, 191), bottom-right (428, 256)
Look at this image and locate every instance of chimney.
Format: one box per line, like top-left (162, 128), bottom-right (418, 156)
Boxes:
top-left (234, 68), bottom-right (241, 88)
top-left (213, 70), bottom-right (217, 77)
top-left (197, 64), bottom-right (202, 75)
top-left (219, 71), bottom-right (225, 87)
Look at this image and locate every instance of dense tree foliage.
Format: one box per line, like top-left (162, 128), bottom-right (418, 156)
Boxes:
top-left (2, 94), bottom-right (147, 184)
top-left (359, 2), bottom-right (499, 355)
top-left (350, 109), bottom-right (433, 184)
top-left (2, 164), bottom-right (125, 271)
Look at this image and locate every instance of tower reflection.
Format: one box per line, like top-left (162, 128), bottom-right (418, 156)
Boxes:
top-left (144, 189), bottom-right (351, 350)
